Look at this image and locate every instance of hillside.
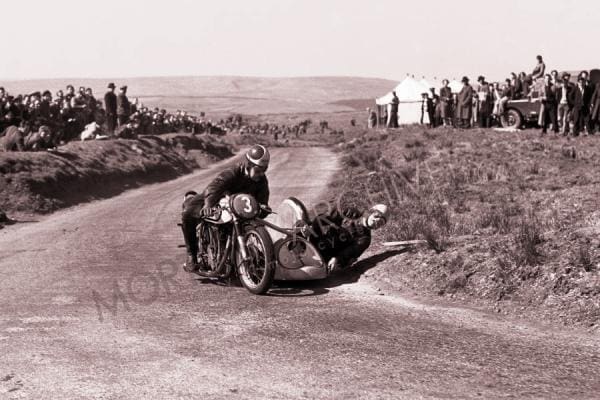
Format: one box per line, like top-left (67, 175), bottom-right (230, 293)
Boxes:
top-left (0, 135), bottom-right (234, 218)
top-left (1, 76), bottom-right (396, 115)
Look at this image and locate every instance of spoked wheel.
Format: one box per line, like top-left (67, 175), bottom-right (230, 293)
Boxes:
top-left (500, 109), bottom-right (523, 130)
top-left (237, 226), bottom-right (275, 294)
top-left (197, 223), bottom-right (225, 277)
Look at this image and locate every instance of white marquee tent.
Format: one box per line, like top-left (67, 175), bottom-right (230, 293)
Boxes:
top-left (375, 76), bottom-right (431, 125)
top-left (448, 80), bottom-right (463, 93)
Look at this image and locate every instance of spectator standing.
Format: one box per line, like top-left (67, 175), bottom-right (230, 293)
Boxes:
top-left (556, 73), bottom-right (573, 135)
top-left (476, 76), bottom-right (492, 128)
top-left (550, 70), bottom-right (560, 86)
top-left (84, 88), bottom-right (97, 124)
top-left (430, 88), bottom-right (440, 127)
top-left (367, 108), bottom-right (377, 128)
top-left (420, 93), bottom-right (433, 127)
top-left (104, 82), bottom-right (117, 135)
top-left (540, 74), bottom-right (558, 135)
top-left (439, 79), bottom-right (453, 127)
top-left (38, 91), bottom-right (52, 123)
top-left (569, 77), bottom-right (588, 136)
top-left (589, 82), bottom-right (600, 134)
top-left (456, 76), bottom-right (474, 128)
top-left (387, 91), bottom-right (399, 128)
top-left (579, 71), bottom-right (594, 134)
top-left (117, 85), bottom-right (130, 126)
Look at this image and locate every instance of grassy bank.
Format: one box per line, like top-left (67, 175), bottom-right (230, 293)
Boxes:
top-left (332, 126), bottom-right (600, 326)
top-left (0, 134), bottom-right (234, 219)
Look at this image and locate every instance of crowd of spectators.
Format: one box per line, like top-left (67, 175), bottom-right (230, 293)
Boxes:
top-left (384, 55), bottom-right (600, 136)
top-left (238, 119), bottom-right (313, 140)
top-left (0, 82), bottom-right (229, 152)
top-left (418, 55), bottom-right (551, 129)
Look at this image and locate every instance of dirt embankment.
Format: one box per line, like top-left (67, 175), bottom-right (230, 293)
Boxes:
top-left (330, 126), bottom-right (600, 327)
top-left (0, 134), bottom-right (234, 221)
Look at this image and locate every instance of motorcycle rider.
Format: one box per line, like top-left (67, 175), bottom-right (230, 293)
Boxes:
top-left (307, 203), bottom-right (389, 272)
top-left (181, 144), bottom-right (271, 272)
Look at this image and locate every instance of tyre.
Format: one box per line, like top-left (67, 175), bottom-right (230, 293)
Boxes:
top-left (500, 109), bottom-right (523, 129)
top-left (236, 225), bottom-right (275, 294)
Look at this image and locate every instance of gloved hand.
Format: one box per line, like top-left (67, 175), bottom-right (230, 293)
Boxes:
top-left (200, 205), bottom-right (213, 218)
top-left (327, 257), bottom-right (340, 273)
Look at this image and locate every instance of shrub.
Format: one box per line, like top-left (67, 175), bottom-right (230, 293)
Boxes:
top-left (574, 243), bottom-right (595, 272)
top-left (479, 205), bottom-right (512, 234)
top-left (422, 224), bottom-right (448, 253)
top-left (403, 148), bottom-right (429, 162)
top-left (405, 139), bottom-right (423, 148)
top-left (513, 212), bottom-right (544, 266)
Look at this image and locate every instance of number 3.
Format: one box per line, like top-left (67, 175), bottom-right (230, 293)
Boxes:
top-left (241, 195), bottom-right (253, 213)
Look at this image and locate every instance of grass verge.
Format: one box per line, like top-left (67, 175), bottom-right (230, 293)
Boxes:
top-left (331, 125), bottom-right (600, 327)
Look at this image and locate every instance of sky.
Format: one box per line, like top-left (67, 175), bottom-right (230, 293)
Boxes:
top-left (0, 0), bottom-right (598, 83)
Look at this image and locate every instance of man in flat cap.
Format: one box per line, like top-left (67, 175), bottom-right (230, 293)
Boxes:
top-left (104, 83), bottom-right (117, 135)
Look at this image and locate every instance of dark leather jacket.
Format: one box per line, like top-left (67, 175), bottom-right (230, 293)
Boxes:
top-left (201, 163), bottom-right (269, 208)
top-left (308, 205), bottom-right (372, 265)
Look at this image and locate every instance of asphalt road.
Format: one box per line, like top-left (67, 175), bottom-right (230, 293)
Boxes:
top-left (1, 147), bottom-right (599, 399)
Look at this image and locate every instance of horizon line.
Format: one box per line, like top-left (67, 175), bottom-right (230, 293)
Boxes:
top-left (1, 73), bottom-right (399, 83)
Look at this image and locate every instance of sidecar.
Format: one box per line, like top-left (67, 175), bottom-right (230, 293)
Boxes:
top-left (265, 198), bottom-right (328, 280)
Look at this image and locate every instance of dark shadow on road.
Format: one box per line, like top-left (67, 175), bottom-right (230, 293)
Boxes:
top-left (193, 276), bottom-right (236, 287)
top-left (268, 283), bottom-right (329, 297)
top-left (188, 249), bottom-right (405, 296)
top-left (270, 248), bottom-right (407, 295)
top-left (0, 218), bottom-right (38, 229)
top-left (323, 249), bottom-right (408, 289)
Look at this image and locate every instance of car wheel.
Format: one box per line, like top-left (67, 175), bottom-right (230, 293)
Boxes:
top-left (501, 109), bottom-right (523, 129)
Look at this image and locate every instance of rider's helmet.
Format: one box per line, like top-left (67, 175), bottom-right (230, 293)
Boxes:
top-left (246, 144), bottom-right (270, 168)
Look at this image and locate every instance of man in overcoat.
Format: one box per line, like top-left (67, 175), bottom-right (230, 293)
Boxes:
top-left (457, 76), bottom-right (474, 128)
top-left (104, 83), bottom-right (117, 135)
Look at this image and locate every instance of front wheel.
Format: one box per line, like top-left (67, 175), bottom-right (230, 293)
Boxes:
top-left (236, 225), bottom-right (275, 295)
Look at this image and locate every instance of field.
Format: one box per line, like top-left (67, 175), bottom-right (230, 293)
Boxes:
top-left (328, 125), bottom-right (600, 326)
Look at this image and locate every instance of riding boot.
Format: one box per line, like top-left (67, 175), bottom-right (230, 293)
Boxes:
top-left (181, 218), bottom-right (199, 272)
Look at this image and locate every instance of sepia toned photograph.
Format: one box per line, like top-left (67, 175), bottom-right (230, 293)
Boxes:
top-left (1, 0), bottom-right (599, 398)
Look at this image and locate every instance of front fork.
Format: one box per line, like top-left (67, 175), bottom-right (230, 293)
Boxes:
top-left (232, 216), bottom-right (250, 263)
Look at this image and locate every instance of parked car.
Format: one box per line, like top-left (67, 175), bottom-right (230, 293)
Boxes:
top-left (500, 69), bottom-right (600, 129)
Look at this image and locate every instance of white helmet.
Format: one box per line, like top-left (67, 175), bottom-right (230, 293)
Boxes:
top-left (370, 204), bottom-right (389, 221)
top-left (364, 204), bottom-right (389, 230)
top-left (246, 144), bottom-right (270, 167)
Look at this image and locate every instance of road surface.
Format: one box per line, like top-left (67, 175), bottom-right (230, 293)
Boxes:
top-left (0, 147), bottom-right (599, 399)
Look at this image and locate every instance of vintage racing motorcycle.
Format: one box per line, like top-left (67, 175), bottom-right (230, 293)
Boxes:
top-left (185, 193), bottom-right (328, 295)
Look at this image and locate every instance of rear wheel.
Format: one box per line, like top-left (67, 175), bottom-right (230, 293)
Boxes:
top-left (500, 109), bottom-right (523, 129)
top-left (237, 225), bottom-right (275, 294)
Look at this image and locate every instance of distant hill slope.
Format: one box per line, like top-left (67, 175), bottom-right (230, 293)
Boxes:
top-left (1, 76), bottom-right (396, 115)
